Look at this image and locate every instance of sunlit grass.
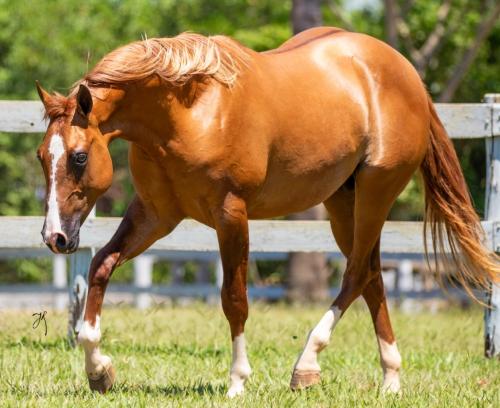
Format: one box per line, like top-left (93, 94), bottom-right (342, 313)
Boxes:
top-left (0, 302), bottom-right (498, 407)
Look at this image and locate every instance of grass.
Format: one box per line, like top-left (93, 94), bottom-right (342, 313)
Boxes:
top-left (0, 302), bottom-right (498, 407)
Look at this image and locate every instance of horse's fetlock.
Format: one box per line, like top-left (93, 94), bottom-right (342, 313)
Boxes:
top-left (314, 336), bottom-right (330, 351)
top-left (310, 330), bottom-right (330, 351)
top-left (78, 321), bottom-right (101, 345)
top-left (231, 362), bottom-right (251, 380)
top-left (384, 353), bottom-right (402, 372)
top-left (380, 340), bottom-right (402, 372)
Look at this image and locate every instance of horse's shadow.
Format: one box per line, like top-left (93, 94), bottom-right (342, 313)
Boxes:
top-left (118, 382), bottom-right (225, 396)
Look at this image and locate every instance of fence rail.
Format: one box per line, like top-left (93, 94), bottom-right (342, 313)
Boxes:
top-left (0, 216), bottom-right (497, 254)
top-left (0, 100), bottom-right (498, 137)
top-left (0, 97), bottom-right (499, 356)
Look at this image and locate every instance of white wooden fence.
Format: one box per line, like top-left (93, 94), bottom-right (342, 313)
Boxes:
top-left (0, 96), bottom-right (499, 356)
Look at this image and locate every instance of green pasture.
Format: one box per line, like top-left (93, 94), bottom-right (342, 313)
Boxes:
top-left (0, 303), bottom-right (498, 407)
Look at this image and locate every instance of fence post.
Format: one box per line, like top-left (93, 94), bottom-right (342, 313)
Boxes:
top-left (484, 93), bottom-right (500, 358)
top-left (215, 256), bottom-right (223, 290)
top-left (67, 207), bottom-right (95, 346)
top-left (53, 254), bottom-right (67, 310)
top-left (134, 255), bottom-right (155, 309)
top-left (396, 259), bottom-right (417, 312)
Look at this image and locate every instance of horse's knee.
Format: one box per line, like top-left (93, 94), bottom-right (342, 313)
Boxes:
top-left (343, 252), bottom-right (381, 290)
top-left (89, 252), bottom-right (119, 286)
top-left (340, 271), bottom-right (371, 297)
top-left (221, 287), bottom-right (248, 316)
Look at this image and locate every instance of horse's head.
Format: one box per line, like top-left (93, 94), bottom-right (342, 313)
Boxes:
top-left (36, 82), bottom-right (113, 254)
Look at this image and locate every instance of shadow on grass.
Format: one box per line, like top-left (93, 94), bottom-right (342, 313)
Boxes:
top-left (4, 382), bottom-right (225, 398)
top-left (117, 382), bottom-right (225, 396)
top-left (5, 337), bottom-right (70, 350)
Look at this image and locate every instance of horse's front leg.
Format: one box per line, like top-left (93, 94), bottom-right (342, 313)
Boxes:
top-left (77, 196), bottom-right (181, 393)
top-left (214, 193), bottom-right (252, 397)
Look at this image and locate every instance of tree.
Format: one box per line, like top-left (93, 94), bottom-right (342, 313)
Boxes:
top-left (285, 0), bottom-right (331, 304)
top-left (291, 0), bottom-right (323, 33)
top-left (329, 0), bottom-right (500, 102)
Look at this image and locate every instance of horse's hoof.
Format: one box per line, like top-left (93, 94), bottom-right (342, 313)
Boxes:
top-left (290, 369), bottom-right (321, 390)
top-left (88, 364), bottom-right (116, 394)
top-left (382, 378), bottom-right (401, 394)
top-left (226, 385), bottom-right (245, 398)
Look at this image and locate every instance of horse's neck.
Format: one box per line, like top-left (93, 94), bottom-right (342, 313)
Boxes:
top-left (97, 76), bottom-right (254, 154)
top-left (96, 85), bottom-right (167, 145)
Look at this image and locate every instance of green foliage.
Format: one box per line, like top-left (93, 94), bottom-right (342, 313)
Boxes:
top-left (152, 261), bottom-right (173, 285)
top-left (0, 258), bottom-right (52, 283)
top-left (0, 0), bottom-right (291, 100)
top-left (0, 132), bottom-right (44, 215)
top-left (389, 176), bottom-right (425, 221)
top-left (395, 0), bottom-right (499, 102)
top-left (112, 260), bottom-right (134, 284)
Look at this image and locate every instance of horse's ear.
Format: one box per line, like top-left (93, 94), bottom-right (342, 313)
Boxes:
top-left (35, 81), bottom-right (51, 106)
top-left (76, 84), bottom-right (93, 117)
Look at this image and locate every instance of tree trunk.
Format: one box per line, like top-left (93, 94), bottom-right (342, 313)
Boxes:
top-left (286, 205), bottom-right (330, 303)
top-left (384, 0), bottom-right (399, 48)
top-left (291, 0), bottom-right (322, 34)
top-left (286, 1), bottom-right (329, 304)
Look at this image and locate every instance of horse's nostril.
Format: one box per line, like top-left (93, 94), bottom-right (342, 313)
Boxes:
top-left (55, 233), bottom-right (67, 250)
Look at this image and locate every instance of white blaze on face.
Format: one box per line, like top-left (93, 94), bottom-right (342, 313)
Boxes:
top-left (377, 337), bottom-right (402, 393)
top-left (44, 133), bottom-right (65, 240)
top-left (294, 306), bottom-right (342, 372)
top-left (227, 334), bottom-right (252, 398)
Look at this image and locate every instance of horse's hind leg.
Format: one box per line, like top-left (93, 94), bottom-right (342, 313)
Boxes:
top-left (362, 273), bottom-right (402, 392)
top-left (289, 183), bottom-right (354, 390)
top-left (290, 165), bottom-right (412, 391)
top-left (324, 180), bottom-right (402, 391)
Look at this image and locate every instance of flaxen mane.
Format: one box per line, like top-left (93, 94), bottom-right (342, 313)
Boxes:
top-left (43, 33), bottom-right (249, 120)
top-left (83, 32), bottom-right (250, 88)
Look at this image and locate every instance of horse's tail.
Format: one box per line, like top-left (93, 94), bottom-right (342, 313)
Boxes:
top-left (420, 95), bottom-right (500, 301)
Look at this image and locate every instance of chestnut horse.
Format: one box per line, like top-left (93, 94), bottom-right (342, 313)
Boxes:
top-left (36, 27), bottom-right (498, 397)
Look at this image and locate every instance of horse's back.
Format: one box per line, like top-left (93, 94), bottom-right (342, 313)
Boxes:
top-left (264, 27), bottom-right (427, 109)
top-left (264, 27), bottom-right (345, 54)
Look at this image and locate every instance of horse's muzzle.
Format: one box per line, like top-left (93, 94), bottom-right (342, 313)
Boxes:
top-left (44, 231), bottom-right (80, 254)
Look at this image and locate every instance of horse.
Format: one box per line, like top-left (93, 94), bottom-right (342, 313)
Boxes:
top-left (35, 27), bottom-right (499, 397)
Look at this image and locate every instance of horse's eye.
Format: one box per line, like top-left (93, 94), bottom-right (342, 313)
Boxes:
top-left (74, 152), bottom-right (88, 166)
top-left (36, 152), bottom-right (42, 161)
